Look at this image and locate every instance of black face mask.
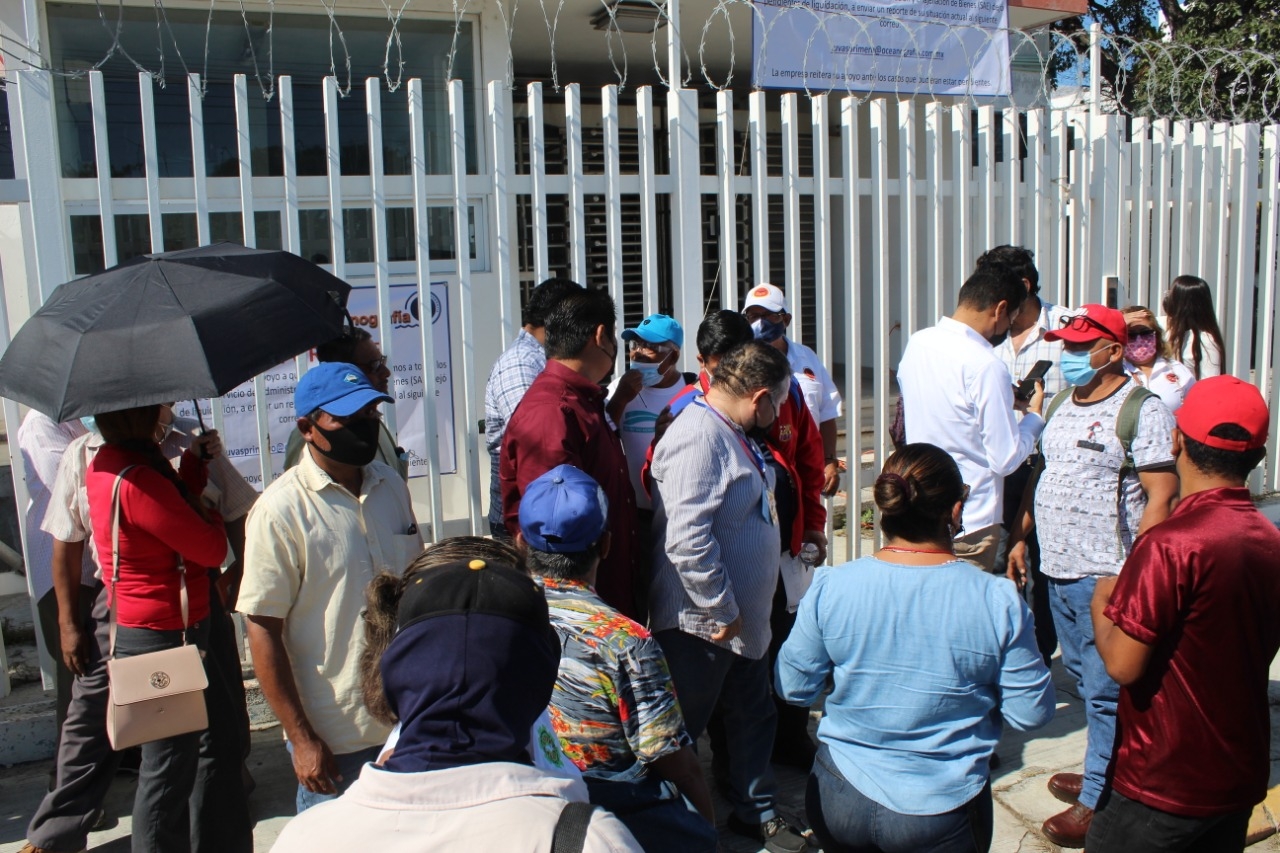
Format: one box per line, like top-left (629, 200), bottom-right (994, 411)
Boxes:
top-left (987, 329), bottom-right (1010, 348)
top-left (311, 418), bottom-right (381, 467)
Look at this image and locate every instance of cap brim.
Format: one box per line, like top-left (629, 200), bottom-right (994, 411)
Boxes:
top-left (1044, 328), bottom-right (1109, 344)
top-left (319, 388), bottom-right (395, 417)
top-left (622, 328), bottom-right (672, 344)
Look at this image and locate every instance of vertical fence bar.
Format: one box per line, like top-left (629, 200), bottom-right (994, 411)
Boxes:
top-left (1191, 122), bottom-right (1212, 282)
top-left (489, 81), bottom-right (517, 347)
top-left (1172, 121), bottom-right (1192, 279)
top-left (280, 76), bottom-right (309, 388)
top-left (1149, 119), bottom-right (1171, 308)
top-left (91, 71), bottom-right (119, 267)
top-left (750, 91), bottom-right (770, 286)
top-left (899, 98), bottom-right (919, 339)
top-left (187, 74), bottom-right (224, 436)
top-left (668, 88), bottom-right (704, 365)
top-left (1226, 124), bottom-right (1259, 380)
top-left (602, 85), bottom-right (626, 327)
top-left (1131, 117), bottom-right (1151, 307)
top-left (323, 77), bottom-right (347, 282)
top-left (1214, 123), bottom-right (1233, 318)
top-left (869, 98), bottom-right (891, 549)
top-left (841, 95), bottom-right (863, 561)
top-left (637, 87), bottom-right (659, 334)
top-left (978, 105), bottom-right (995, 254)
top-left (527, 82), bottom-right (550, 283)
top-left (716, 90), bottom-right (738, 310)
top-left (952, 103), bottom-right (971, 284)
top-left (1045, 107), bottom-right (1065, 306)
top-left (781, 93), bottom-right (802, 335)
top-left (1262, 126), bottom-right (1280, 489)
top-left (565, 84), bottom-right (588, 287)
top-left (448, 80), bottom-right (483, 532)
top-left (367, 78), bottom-right (395, 387)
top-left (139, 74), bottom-right (164, 252)
top-left (926, 101), bottom-right (945, 320)
top-left (1099, 114), bottom-right (1123, 305)
top-left (1006, 108), bottom-right (1021, 248)
top-left (812, 94), bottom-right (834, 563)
top-left (409, 78), bottom-right (444, 540)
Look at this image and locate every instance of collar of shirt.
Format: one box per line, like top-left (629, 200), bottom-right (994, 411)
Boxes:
top-left (938, 315), bottom-right (995, 350)
top-left (296, 444), bottom-right (388, 497)
top-left (543, 359), bottom-right (607, 405)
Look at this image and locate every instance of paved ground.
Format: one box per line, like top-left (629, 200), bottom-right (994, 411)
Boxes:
top-left (3, 658), bottom-right (1278, 852)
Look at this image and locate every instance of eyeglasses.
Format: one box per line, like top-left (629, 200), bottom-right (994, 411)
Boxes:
top-left (362, 355), bottom-right (389, 373)
top-left (743, 308), bottom-right (785, 323)
top-left (1059, 315), bottom-right (1120, 342)
top-left (1128, 326), bottom-right (1154, 337)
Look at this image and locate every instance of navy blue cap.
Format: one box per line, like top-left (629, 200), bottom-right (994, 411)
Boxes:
top-left (295, 361), bottom-right (394, 418)
top-left (519, 465), bottom-right (610, 553)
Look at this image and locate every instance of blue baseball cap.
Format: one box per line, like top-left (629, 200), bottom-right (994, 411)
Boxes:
top-left (621, 314), bottom-right (683, 348)
top-left (519, 465), bottom-right (610, 554)
top-left (295, 361), bottom-right (394, 418)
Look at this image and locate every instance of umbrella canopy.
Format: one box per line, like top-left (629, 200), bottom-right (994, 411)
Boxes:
top-left (0, 243), bottom-right (351, 421)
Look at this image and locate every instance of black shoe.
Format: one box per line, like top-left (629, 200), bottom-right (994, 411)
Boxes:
top-left (727, 814), bottom-right (808, 853)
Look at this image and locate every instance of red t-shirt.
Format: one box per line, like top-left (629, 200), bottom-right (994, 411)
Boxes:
top-left (88, 445), bottom-right (227, 630)
top-left (1104, 487), bottom-right (1280, 817)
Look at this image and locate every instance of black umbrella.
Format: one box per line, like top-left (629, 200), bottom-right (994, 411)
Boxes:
top-left (0, 243), bottom-right (351, 422)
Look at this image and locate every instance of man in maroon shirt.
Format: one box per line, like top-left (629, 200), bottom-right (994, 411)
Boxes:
top-left (500, 287), bottom-right (640, 619)
top-left (1089, 375), bottom-right (1280, 853)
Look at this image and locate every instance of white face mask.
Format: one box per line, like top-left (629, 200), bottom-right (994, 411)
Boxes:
top-left (629, 360), bottom-right (665, 387)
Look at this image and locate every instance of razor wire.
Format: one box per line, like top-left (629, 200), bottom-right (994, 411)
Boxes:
top-left (1, 0), bottom-right (1280, 124)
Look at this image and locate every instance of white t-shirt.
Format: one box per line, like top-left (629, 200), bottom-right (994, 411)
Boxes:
top-left (1035, 382), bottom-right (1175, 580)
top-left (784, 338), bottom-right (843, 425)
top-left (1125, 357), bottom-right (1196, 413)
top-left (606, 378), bottom-right (687, 511)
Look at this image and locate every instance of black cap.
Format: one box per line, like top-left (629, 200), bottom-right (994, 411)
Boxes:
top-left (395, 559), bottom-right (550, 636)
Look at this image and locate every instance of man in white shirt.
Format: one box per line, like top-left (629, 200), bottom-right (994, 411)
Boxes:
top-left (240, 363), bottom-right (423, 813)
top-left (983, 245), bottom-right (1074, 663)
top-left (742, 284), bottom-right (843, 496)
top-left (897, 265), bottom-right (1046, 572)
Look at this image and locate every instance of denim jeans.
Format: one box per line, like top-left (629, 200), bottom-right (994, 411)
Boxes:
top-left (1047, 575), bottom-right (1120, 810)
top-left (289, 742), bottom-right (382, 813)
top-left (808, 745), bottom-right (994, 853)
top-left (113, 619), bottom-right (210, 853)
top-left (1088, 790), bottom-right (1250, 853)
top-left (583, 774), bottom-right (718, 853)
top-left (654, 629), bottom-right (779, 824)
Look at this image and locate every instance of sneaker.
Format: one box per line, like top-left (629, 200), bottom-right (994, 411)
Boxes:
top-left (727, 814), bottom-right (808, 853)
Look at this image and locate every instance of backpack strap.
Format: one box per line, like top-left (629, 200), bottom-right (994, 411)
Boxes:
top-left (551, 801), bottom-right (597, 853)
top-left (1115, 385), bottom-right (1157, 472)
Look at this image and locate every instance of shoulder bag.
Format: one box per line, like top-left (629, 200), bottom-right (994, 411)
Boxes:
top-left (105, 465), bottom-right (209, 749)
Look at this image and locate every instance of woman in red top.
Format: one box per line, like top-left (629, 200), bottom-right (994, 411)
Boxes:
top-left (86, 404), bottom-right (228, 853)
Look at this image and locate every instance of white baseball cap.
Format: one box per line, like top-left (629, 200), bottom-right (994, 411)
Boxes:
top-left (742, 283), bottom-right (788, 314)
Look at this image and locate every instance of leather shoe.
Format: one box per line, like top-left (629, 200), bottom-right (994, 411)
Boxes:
top-left (1048, 772), bottom-right (1083, 804)
top-left (1042, 802), bottom-right (1093, 848)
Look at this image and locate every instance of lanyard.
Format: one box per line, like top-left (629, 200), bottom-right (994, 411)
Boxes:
top-left (696, 398), bottom-right (769, 479)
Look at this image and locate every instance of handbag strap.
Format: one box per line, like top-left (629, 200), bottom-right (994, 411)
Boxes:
top-left (108, 464), bottom-right (190, 659)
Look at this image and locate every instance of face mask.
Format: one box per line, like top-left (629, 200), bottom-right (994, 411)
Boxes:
top-left (629, 360), bottom-right (664, 388)
top-left (987, 329), bottom-right (1009, 348)
top-left (80, 416), bottom-right (97, 434)
top-left (1124, 333), bottom-right (1158, 365)
top-left (156, 420), bottom-right (175, 443)
top-left (312, 418), bottom-right (381, 467)
top-left (1060, 347), bottom-right (1108, 387)
top-left (751, 318), bottom-right (786, 344)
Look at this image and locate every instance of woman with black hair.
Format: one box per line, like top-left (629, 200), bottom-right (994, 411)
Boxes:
top-left (1162, 275), bottom-right (1226, 379)
top-left (777, 444), bottom-right (1055, 853)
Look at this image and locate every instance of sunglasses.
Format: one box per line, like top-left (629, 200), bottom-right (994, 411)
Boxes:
top-left (1127, 326), bottom-right (1154, 336)
top-left (1059, 315), bottom-right (1121, 342)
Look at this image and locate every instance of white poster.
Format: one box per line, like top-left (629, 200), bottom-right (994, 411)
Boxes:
top-left (752, 0), bottom-right (1010, 97)
top-left (176, 281), bottom-right (456, 488)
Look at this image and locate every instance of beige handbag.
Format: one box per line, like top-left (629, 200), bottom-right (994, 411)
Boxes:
top-left (105, 465), bottom-right (209, 750)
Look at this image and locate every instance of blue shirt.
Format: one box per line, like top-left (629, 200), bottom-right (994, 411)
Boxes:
top-left (776, 558), bottom-right (1054, 815)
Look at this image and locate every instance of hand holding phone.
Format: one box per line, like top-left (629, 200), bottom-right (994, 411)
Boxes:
top-left (1015, 360), bottom-right (1053, 402)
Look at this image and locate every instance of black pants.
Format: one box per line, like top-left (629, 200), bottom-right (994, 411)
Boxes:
top-left (1002, 460), bottom-right (1056, 665)
top-left (1088, 790), bottom-right (1250, 853)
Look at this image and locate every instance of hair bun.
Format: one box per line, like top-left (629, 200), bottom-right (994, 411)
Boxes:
top-left (874, 471), bottom-right (915, 516)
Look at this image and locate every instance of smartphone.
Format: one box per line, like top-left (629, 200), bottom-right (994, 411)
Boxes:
top-left (1015, 360), bottom-right (1053, 401)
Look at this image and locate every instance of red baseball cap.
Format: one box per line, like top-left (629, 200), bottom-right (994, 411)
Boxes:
top-left (1044, 304), bottom-right (1128, 346)
top-left (1176, 376), bottom-right (1270, 451)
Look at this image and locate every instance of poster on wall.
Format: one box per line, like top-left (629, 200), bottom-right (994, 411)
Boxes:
top-left (176, 281), bottom-right (456, 488)
top-left (752, 0), bottom-right (1010, 97)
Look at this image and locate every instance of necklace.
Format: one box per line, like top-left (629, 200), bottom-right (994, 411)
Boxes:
top-left (879, 546), bottom-right (955, 556)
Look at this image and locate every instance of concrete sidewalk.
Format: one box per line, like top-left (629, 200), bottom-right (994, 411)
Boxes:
top-left (3, 659), bottom-right (1278, 853)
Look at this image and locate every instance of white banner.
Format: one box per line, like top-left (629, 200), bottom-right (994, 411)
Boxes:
top-left (176, 281), bottom-right (456, 488)
top-left (752, 0), bottom-right (1010, 97)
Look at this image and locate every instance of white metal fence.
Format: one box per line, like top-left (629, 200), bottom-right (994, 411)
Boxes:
top-left (2, 67), bottom-right (1280, 579)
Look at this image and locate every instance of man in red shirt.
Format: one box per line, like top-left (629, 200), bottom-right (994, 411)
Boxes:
top-left (500, 287), bottom-right (640, 619)
top-left (1089, 375), bottom-right (1280, 853)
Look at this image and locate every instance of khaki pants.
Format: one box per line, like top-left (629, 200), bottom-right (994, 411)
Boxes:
top-left (954, 524), bottom-right (1006, 574)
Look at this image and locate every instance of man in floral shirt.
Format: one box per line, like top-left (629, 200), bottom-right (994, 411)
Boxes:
top-left (517, 465), bottom-right (715, 853)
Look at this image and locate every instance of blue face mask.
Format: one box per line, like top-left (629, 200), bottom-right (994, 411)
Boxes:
top-left (1060, 347), bottom-right (1106, 387)
top-left (80, 416), bottom-right (97, 434)
top-left (751, 318), bottom-right (786, 344)
top-left (629, 360), bottom-right (665, 387)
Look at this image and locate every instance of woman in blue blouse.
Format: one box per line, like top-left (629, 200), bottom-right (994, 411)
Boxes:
top-left (776, 443), bottom-right (1055, 853)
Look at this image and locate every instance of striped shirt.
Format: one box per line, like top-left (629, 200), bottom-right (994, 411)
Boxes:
top-left (994, 299), bottom-right (1077, 398)
top-left (649, 398), bottom-right (781, 660)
